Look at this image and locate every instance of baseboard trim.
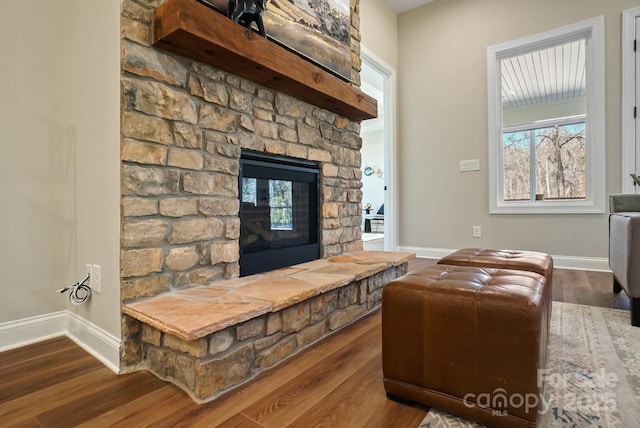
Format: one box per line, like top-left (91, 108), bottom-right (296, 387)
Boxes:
top-left (65, 311), bottom-right (121, 373)
top-left (550, 255), bottom-right (610, 272)
top-left (398, 246), bottom-right (455, 261)
top-left (0, 311), bottom-right (120, 373)
top-left (398, 246), bottom-right (611, 272)
top-left (0, 312), bottom-right (68, 353)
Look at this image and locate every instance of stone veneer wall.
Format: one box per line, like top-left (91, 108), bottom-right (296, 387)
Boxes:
top-left (120, 0), bottom-right (365, 368)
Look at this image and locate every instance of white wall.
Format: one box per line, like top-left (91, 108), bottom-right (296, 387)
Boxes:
top-left (0, 0), bottom-right (121, 357)
top-left (397, 0), bottom-right (633, 262)
top-left (361, 129), bottom-right (386, 214)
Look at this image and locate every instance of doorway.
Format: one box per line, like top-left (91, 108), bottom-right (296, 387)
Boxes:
top-left (622, 7), bottom-right (640, 194)
top-left (360, 49), bottom-right (397, 251)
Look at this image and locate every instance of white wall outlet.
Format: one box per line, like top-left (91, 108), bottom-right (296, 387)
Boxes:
top-left (472, 226), bottom-right (482, 238)
top-left (85, 264), bottom-right (92, 286)
top-left (91, 264), bottom-right (101, 294)
top-left (460, 159), bottom-right (481, 172)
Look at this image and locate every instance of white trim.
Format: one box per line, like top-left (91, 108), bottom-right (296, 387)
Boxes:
top-left (398, 246), bottom-right (610, 272)
top-left (0, 311), bottom-right (121, 373)
top-left (622, 7), bottom-right (640, 194)
top-left (551, 255), bottom-right (610, 272)
top-left (398, 246), bottom-right (458, 260)
top-left (0, 312), bottom-right (68, 352)
top-left (488, 16), bottom-right (606, 214)
top-left (66, 311), bottom-right (121, 373)
top-left (361, 47), bottom-right (399, 251)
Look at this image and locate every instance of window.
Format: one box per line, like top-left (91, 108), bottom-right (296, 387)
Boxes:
top-left (269, 180), bottom-right (293, 230)
top-left (503, 118), bottom-right (585, 201)
top-left (241, 177), bottom-right (293, 231)
top-left (487, 17), bottom-right (605, 214)
top-left (242, 177), bottom-right (257, 204)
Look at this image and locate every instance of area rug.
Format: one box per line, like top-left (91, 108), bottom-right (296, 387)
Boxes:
top-left (419, 302), bottom-right (640, 427)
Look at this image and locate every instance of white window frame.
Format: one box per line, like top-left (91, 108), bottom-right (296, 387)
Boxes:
top-left (487, 16), bottom-right (605, 214)
top-left (621, 6), bottom-right (640, 194)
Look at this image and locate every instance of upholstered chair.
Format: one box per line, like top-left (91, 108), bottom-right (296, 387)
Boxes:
top-left (609, 194), bottom-right (640, 326)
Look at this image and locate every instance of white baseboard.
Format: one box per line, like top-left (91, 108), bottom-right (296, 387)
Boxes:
top-left (398, 246), bottom-right (456, 261)
top-left (66, 311), bottom-right (121, 373)
top-left (549, 255), bottom-right (610, 272)
top-left (0, 312), bottom-right (68, 352)
top-left (398, 246), bottom-right (611, 272)
top-left (0, 311), bottom-right (120, 373)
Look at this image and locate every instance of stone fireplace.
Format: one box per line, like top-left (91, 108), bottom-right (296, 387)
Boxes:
top-left (117, 0), bottom-right (414, 403)
top-left (121, 0), bottom-right (369, 366)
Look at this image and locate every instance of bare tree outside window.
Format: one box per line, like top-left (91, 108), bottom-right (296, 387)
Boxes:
top-left (503, 130), bottom-right (530, 200)
top-left (535, 123), bottom-right (585, 199)
top-left (503, 122), bottom-right (585, 201)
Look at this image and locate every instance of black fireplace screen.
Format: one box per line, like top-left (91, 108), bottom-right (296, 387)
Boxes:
top-left (239, 152), bottom-right (320, 276)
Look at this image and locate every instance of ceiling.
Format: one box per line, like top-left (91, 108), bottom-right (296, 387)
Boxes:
top-left (501, 39), bottom-right (586, 110)
top-left (384, 0), bottom-right (435, 14)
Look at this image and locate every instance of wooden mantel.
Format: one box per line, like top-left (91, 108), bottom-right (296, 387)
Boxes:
top-left (152, 0), bottom-right (377, 122)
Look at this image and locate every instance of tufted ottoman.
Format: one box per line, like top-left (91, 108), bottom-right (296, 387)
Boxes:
top-left (382, 265), bottom-right (548, 428)
top-left (438, 248), bottom-right (553, 328)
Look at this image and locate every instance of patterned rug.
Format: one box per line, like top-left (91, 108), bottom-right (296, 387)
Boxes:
top-left (419, 302), bottom-right (640, 427)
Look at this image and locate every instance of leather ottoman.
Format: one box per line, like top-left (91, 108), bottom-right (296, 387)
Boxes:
top-left (438, 248), bottom-right (553, 328)
top-left (382, 265), bottom-right (548, 428)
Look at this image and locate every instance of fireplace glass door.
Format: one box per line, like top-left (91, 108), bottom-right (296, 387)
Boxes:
top-left (239, 153), bottom-right (319, 276)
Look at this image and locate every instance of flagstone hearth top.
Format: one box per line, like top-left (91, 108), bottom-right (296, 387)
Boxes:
top-left (122, 251), bottom-right (415, 341)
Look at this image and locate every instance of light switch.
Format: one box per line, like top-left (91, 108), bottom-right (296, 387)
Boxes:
top-left (460, 159), bottom-right (480, 172)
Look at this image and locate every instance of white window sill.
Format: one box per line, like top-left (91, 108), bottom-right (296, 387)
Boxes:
top-left (490, 199), bottom-right (605, 215)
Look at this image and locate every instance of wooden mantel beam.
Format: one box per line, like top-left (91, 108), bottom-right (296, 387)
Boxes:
top-left (152, 0), bottom-right (378, 122)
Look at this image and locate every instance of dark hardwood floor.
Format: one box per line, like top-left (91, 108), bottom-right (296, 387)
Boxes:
top-left (0, 257), bottom-right (629, 427)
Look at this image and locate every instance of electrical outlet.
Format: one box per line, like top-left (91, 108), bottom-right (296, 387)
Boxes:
top-left (91, 264), bottom-right (101, 294)
top-left (85, 264), bottom-right (92, 287)
top-left (472, 226), bottom-right (482, 238)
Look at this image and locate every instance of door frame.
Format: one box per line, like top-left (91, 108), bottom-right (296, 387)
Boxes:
top-left (621, 6), bottom-right (640, 193)
top-left (361, 47), bottom-right (398, 251)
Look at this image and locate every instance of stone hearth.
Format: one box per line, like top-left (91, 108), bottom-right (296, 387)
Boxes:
top-left (122, 251), bottom-right (414, 401)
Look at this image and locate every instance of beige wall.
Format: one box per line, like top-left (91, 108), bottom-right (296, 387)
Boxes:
top-left (65, 0), bottom-right (121, 337)
top-left (397, 0), bottom-right (638, 259)
top-left (360, 0), bottom-right (399, 70)
top-left (0, 0), bottom-right (120, 338)
top-left (0, 1), bottom-right (68, 322)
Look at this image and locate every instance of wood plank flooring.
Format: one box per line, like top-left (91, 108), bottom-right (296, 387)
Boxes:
top-left (0, 257), bottom-right (629, 427)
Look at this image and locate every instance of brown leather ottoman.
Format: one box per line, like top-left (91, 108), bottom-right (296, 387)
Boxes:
top-left (382, 265), bottom-right (548, 428)
top-left (438, 248), bottom-right (553, 328)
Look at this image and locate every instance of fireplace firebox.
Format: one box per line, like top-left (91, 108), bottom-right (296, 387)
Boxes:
top-left (239, 151), bottom-right (320, 276)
